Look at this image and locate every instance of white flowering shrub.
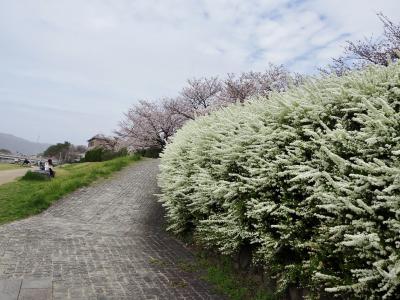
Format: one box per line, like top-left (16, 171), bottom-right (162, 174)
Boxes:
top-left (158, 63), bottom-right (400, 299)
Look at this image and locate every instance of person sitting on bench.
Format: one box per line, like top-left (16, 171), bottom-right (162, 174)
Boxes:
top-left (44, 159), bottom-right (55, 177)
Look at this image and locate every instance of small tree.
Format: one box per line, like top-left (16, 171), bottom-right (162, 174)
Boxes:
top-left (43, 142), bottom-right (88, 163)
top-left (43, 141), bottom-right (71, 161)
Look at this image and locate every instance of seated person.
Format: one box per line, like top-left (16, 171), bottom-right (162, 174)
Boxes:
top-left (44, 159), bottom-right (55, 177)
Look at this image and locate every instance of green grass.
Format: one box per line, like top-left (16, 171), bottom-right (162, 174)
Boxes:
top-left (146, 249), bottom-right (275, 299)
top-left (173, 252), bottom-right (276, 300)
top-left (0, 163), bottom-right (24, 171)
top-left (197, 255), bottom-right (276, 300)
top-left (0, 155), bottom-right (141, 225)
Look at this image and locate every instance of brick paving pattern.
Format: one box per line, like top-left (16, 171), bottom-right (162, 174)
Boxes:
top-left (0, 159), bottom-right (223, 300)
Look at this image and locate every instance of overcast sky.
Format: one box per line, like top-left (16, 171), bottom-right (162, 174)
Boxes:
top-left (0, 0), bottom-right (399, 145)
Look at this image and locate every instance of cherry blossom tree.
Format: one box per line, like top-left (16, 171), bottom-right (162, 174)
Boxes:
top-left (116, 100), bottom-right (184, 150)
top-left (119, 67), bottom-right (301, 150)
top-left (181, 77), bottom-right (222, 110)
top-left (324, 13), bottom-right (400, 75)
top-left (165, 65), bottom-right (300, 122)
top-left (163, 97), bottom-right (197, 121)
top-left (165, 77), bottom-right (222, 120)
top-left (220, 64), bottom-right (302, 104)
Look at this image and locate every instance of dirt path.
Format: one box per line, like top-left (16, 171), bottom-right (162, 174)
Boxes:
top-left (0, 159), bottom-right (222, 300)
top-left (0, 168), bottom-right (30, 185)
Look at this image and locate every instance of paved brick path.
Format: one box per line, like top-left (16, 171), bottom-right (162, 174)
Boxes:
top-left (0, 159), bottom-right (222, 300)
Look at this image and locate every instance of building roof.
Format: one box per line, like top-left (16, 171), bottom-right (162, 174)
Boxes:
top-left (87, 134), bottom-right (107, 142)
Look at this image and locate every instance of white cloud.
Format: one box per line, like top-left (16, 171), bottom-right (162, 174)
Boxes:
top-left (0, 0), bottom-right (399, 144)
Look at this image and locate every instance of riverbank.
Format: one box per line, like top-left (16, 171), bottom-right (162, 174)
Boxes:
top-left (0, 155), bottom-right (140, 225)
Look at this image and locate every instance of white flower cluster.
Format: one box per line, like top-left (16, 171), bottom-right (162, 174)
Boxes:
top-left (158, 63), bottom-right (400, 299)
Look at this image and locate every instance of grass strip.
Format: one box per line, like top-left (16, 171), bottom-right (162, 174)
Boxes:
top-left (0, 155), bottom-right (141, 225)
top-left (196, 254), bottom-right (276, 300)
top-left (171, 248), bottom-right (276, 300)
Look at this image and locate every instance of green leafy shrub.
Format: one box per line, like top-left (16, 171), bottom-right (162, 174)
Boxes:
top-left (135, 147), bottom-right (162, 158)
top-left (83, 147), bottom-right (128, 162)
top-left (159, 63), bottom-right (400, 299)
top-left (21, 171), bottom-right (49, 181)
top-left (83, 148), bottom-right (103, 162)
top-left (103, 147), bottom-right (128, 161)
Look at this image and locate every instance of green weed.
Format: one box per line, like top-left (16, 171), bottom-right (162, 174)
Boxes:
top-left (174, 249), bottom-right (276, 300)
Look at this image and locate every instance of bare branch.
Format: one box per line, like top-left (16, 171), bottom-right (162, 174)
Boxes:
top-left (322, 13), bottom-right (400, 75)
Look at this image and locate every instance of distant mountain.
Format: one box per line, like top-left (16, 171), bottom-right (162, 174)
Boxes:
top-left (0, 133), bottom-right (51, 155)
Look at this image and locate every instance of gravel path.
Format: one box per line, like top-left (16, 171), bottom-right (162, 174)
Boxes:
top-left (0, 168), bottom-right (29, 185)
top-left (0, 159), bottom-right (222, 300)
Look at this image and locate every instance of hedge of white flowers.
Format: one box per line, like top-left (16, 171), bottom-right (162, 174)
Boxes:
top-left (158, 63), bottom-right (400, 299)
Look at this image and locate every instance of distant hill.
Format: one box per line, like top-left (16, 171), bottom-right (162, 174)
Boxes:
top-left (0, 133), bottom-right (51, 155)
